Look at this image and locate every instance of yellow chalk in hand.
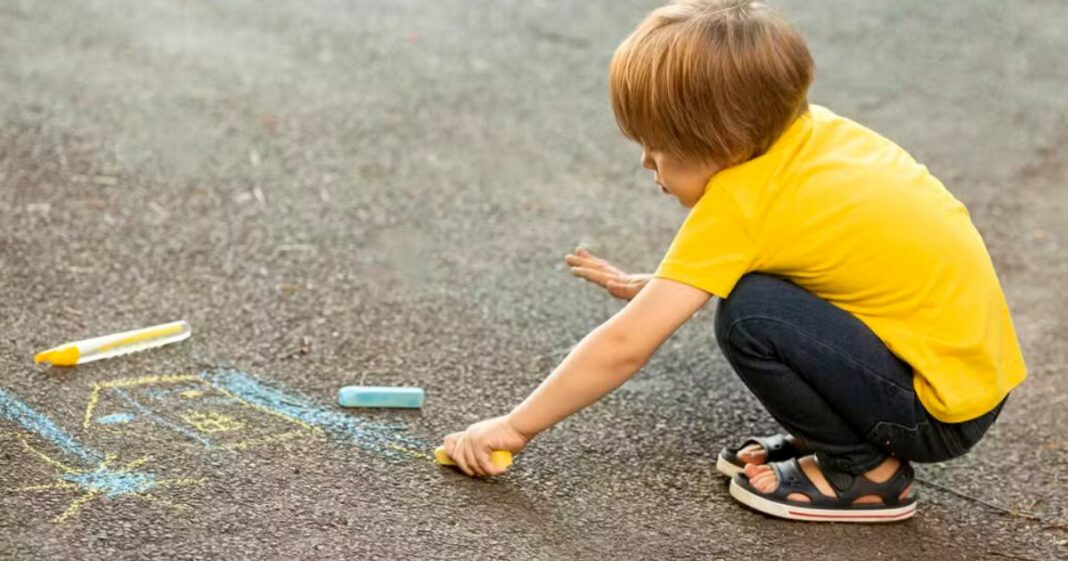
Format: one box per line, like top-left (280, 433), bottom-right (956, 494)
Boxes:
top-left (434, 446), bottom-right (513, 469)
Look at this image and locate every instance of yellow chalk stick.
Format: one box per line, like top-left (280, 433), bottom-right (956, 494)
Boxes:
top-left (434, 446), bottom-right (513, 469)
top-left (34, 320), bottom-right (191, 366)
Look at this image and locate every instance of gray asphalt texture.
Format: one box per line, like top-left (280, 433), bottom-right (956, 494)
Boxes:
top-left (2, 1), bottom-right (1067, 560)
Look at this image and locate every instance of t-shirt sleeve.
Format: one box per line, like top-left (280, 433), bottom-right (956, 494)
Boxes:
top-left (653, 184), bottom-right (758, 298)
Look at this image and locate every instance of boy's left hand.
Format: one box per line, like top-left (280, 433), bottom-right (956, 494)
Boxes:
top-left (565, 247), bottom-right (651, 301)
top-left (442, 415), bottom-right (528, 477)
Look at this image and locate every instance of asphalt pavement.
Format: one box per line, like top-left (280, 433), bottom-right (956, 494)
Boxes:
top-left (1, 1), bottom-right (1066, 559)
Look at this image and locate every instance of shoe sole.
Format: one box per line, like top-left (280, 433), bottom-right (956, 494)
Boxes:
top-left (715, 454), bottom-right (745, 478)
top-left (729, 477), bottom-right (916, 523)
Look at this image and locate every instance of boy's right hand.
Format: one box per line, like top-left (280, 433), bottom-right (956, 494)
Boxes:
top-left (564, 247), bottom-right (652, 301)
top-left (442, 415), bottom-right (529, 477)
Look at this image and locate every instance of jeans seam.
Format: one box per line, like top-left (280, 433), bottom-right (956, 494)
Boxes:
top-left (871, 419), bottom-right (929, 438)
top-left (725, 315), bottom-right (915, 395)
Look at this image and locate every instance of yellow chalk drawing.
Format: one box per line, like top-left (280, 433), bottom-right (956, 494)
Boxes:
top-left (7, 372), bottom-right (359, 525)
top-left (12, 433), bottom-right (79, 474)
top-left (7, 370), bottom-right (426, 524)
top-left (55, 489), bottom-right (103, 523)
top-left (208, 384), bottom-right (318, 432)
top-left (11, 439), bottom-right (204, 524)
top-left (183, 411), bottom-right (245, 433)
top-left (123, 456), bottom-right (151, 471)
top-left (386, 443), bottom-right (434, 462)
top-left (218, 429), bottom-right (313, 451)
top-left (17, 480), bottom-right (78, 492)
top-left (83, 374), bottom-right (201, 429)
top-left (81, 373), bottom-right (318, 452)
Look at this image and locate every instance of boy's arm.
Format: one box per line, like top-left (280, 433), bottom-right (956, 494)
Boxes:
top-left (442, 277), bottom-right (711, 476)
top-left (508, 277), bottom-right (711, 438)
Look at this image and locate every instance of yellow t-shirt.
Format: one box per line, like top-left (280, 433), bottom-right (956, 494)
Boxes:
top-left (654, 105), bottom-right (1026, 423)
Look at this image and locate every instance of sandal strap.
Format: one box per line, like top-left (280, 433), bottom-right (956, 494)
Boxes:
top-left (761, 457), bottom-right (915, 509)
top-left (815, 456), bottom-right (915, 506)
top-left (753, 434), bottom-right (789, 455)
top-left (766, 458), bottom-right (829, 506)
top-left (733, 434), bottom-right (811, 462)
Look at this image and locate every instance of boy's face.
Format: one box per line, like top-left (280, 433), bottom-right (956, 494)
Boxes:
top-left (641, 146), bottom-right (719, 209)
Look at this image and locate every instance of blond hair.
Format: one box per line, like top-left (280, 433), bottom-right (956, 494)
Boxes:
top-left (610, 0), bottom-right (814, 166)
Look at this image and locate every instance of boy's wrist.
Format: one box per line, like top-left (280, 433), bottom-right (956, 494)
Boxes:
top-left (505, 409), bottom-right (541, 441)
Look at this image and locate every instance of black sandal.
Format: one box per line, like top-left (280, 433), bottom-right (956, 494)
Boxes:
top-left (729, 457), bottom-right (916, 523)
top-left (716, 434), bottom-right (812, 477)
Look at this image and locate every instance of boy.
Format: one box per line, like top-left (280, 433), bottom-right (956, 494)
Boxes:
top-left (441, 0), bottom-right (1025, 523)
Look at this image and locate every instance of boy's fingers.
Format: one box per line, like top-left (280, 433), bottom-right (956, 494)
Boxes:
top-left (564, 254), bottom-right (591, 267)
top-left (569, 249), bottom-right (610, 266)
top-left (452, 438), bottom-right (474, 472)
top-left (475, 448), bottom-right (500, 476)
top-left (566, 251), bottom-right (628, 276)
top-left (443, 433), bottom-right (459, 457)
top-left (578, 249), bottom-right (606, 266)
top-left (565, 253), bottom-right (609, 271)
top-left (570, 267), bottom-right (616, 287)
top-left (463, 442), bottom-right (484, 477)
top-left (447, 434), bottom-right (470, 475)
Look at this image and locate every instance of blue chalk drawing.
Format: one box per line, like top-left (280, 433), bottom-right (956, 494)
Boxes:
top-left (62, 467), bottom-right (157, 498)
top-left (0, 387), bottom-right (183, 522)
top-left (96, 413), bottom-right (134, 425)
top-left (112, 388), bottom-right (213, 447)
top-left (0, 387), bottom-right (102, 464)
top-left (4, 367), bottom-right (429, 522)
top-left (205, 369), bottom-right (427, 458)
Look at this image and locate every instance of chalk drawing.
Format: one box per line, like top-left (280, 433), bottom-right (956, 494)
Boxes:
top-left (82, 370), bottom-right (430, 459)
top-left (113, 387), bottom-right (214, 447)
top-left (84, 374), bottom-right (202, 429)
top-left (182, 411), bottom-right (245, 433)
top-left (205, 368), bottom-right (430, 460)
top-left (61, 461), bottom-right (156, 497)
top-left (1, 387), bottom-right (102, 464)
top-left (96, 413), bottom-right (134, 425)
top-left (83, 373), bottom-right (319, 451)
top-left (5, 367), bottom-right (432, 523)
top-left (0, 389), bottom-right (202, 523)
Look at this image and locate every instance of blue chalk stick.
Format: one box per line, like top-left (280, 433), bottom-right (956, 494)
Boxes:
top-left (338, 386), bottom-right (425, 409)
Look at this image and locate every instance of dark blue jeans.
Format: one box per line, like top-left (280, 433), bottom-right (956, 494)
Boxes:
top-left (714, 274), bottom-right (1006, 475)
